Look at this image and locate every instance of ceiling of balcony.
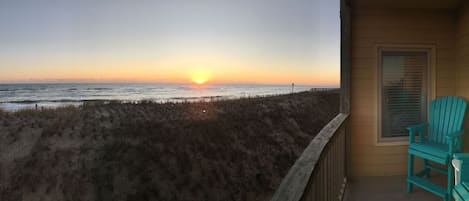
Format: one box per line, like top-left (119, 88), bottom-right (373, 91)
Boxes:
top-left (351, 0), bottom-right (462, 10)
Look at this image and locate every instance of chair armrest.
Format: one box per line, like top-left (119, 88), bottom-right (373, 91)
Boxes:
top-left (407, 123), bottom-right (427, 132)
top-left (454, 153), bottom-right (469, 161)
top-left (446, 129), bottom-right (464, 153)
top-left (406, 123), bottom-right (427, 143)
top-left (446, 129), bottom-right (464, 140)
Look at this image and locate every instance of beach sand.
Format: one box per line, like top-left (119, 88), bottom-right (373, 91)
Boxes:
top-left (0, 90), bottom-right (339, 201)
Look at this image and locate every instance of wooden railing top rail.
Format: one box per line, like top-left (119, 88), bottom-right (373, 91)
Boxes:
top-left (270, 113), bottom-right (349, 201)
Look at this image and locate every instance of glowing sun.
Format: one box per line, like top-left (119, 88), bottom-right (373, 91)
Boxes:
top-left (194, 79), bottom-right (206, 85)
top-left (191, 69), bottom-right (211, 85)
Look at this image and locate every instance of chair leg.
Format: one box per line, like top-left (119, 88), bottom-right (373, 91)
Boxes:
top-left (407, 153), bottom-right (414, 193)
top-left (423, 159), bottom-right (430, 178)
top-left (447, 163), bottom-right (453, 201)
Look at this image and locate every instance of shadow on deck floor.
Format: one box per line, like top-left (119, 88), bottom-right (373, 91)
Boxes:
top-left (344, 175), bottom-right (447, 201)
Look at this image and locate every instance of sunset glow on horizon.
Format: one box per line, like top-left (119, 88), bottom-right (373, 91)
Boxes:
top-left (0, 0), bottom-right (340, 86)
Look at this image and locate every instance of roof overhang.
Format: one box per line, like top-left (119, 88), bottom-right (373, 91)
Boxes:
top-left (351, 0), bottom-right (462, 10)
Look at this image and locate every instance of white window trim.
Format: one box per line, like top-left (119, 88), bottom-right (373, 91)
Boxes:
top-left (375, 44), bottom-right (436, 146)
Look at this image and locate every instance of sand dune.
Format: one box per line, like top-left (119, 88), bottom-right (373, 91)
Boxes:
top-left (0, 90), bottom-right (339, 201)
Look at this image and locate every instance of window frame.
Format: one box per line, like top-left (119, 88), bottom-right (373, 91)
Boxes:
top-left (375, 45), bottom-right (436, 146)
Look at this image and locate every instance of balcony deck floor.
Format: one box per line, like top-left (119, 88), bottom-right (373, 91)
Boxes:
top-left (344, 175), bottom-right (447, 201)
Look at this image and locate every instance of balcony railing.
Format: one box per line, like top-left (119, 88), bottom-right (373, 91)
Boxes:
top-left (271, 113), bottom-right (349, 201)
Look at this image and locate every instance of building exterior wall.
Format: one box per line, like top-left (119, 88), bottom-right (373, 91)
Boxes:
top-left (350, 7), bottom-right (458, 176)
top-left (457, 2), bottom-right (469, 151)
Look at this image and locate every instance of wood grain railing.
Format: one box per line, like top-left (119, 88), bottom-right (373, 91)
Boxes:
top-left (271, 113), bottom-right (349, 201)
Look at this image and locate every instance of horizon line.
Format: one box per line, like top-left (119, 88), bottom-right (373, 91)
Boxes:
top-left (0, 79), bottom-right (339, 87)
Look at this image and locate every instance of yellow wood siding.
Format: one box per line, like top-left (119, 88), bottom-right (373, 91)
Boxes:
top-left (457, 2), bottom-right (469, 151)
top-left (350, 7), bottom-right (457, 176)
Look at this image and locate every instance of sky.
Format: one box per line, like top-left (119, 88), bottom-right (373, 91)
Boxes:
top-left (0, 0), bottom-right (340, 86)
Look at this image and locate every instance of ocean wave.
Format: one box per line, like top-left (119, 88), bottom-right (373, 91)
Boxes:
top-left (86, 88), bottom-right (112, 91)
top-left (0, 88), bottom-right (35, 92)
top-left (176, 86), bottom-right (191, 90)
top-left (169, 97), bottom-right (200, 100)
top-left (168, 95), bottom-right (230, 101)
top-left (4, 100), bottom-right (40, 104)
top-left (0, 87), bottom-right (51, 92)
top-left (200, 95), bottom-right (224, 98)
top-left (3, 99), bottom-right (86, 104)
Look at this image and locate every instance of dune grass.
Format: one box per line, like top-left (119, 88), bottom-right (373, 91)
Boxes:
top-left (0, 90), bottom-right (339, 201)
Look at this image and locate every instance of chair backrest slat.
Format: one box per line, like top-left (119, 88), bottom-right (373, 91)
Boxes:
top-left (440, 97), bottom-right (448, 144)
top-left (428, 96), bottom-right (467, 145)
top-left (442, 96), bottom-right (452, 143)
top-left (428, 96), bottom-right (437, 142)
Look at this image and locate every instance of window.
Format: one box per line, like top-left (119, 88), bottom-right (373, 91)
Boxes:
top-left (378, 47), bottom-right (433, 143)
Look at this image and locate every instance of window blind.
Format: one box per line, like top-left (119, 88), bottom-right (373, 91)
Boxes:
top-left (381, 51), bottom-right (428, 138)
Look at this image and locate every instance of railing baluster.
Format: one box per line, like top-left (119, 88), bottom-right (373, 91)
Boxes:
top-left (270, 113), bottom-right (349, 201)
top-left (327, 149), bottom-right (330, 200)
top-left (331, 133), bottom-right (340, 200)
top-left (323, 148), bottom-right (333, 200)
top-left (322, 163), bottom-right (325, 201)
top-left (329, 146), bottom-right (332, 200)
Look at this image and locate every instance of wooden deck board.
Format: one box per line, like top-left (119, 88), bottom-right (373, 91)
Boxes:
top-left (344, 176), bottom-right (446, 201)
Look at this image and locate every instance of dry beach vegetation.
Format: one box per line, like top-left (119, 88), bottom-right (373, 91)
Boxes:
top-left (0, 90), bottom-right (339, 201)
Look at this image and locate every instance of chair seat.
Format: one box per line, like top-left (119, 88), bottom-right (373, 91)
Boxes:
top-left (453, 182), bottom-right (469, 201)
top-left (409, 141), bottom-right (450, 164)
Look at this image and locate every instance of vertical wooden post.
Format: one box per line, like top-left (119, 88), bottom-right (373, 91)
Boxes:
top-left (340, 0), bottom-right (351, 114)
top-left (340, 0), bottom-right (352, 183)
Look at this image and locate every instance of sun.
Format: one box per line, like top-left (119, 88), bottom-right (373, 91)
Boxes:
top-left (194, 79), bottom-right (206, 85)
top-left (190, 69), bottom-right (211, 85)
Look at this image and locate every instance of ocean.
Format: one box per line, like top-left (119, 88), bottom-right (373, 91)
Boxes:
top-left (0, 83), bottom-right (332, 111)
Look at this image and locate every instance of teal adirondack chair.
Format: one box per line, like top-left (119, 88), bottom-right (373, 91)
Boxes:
top-left (452, 154), bottom-right (469, 200)
top-left (407, 96), bottom-right (467, 201)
